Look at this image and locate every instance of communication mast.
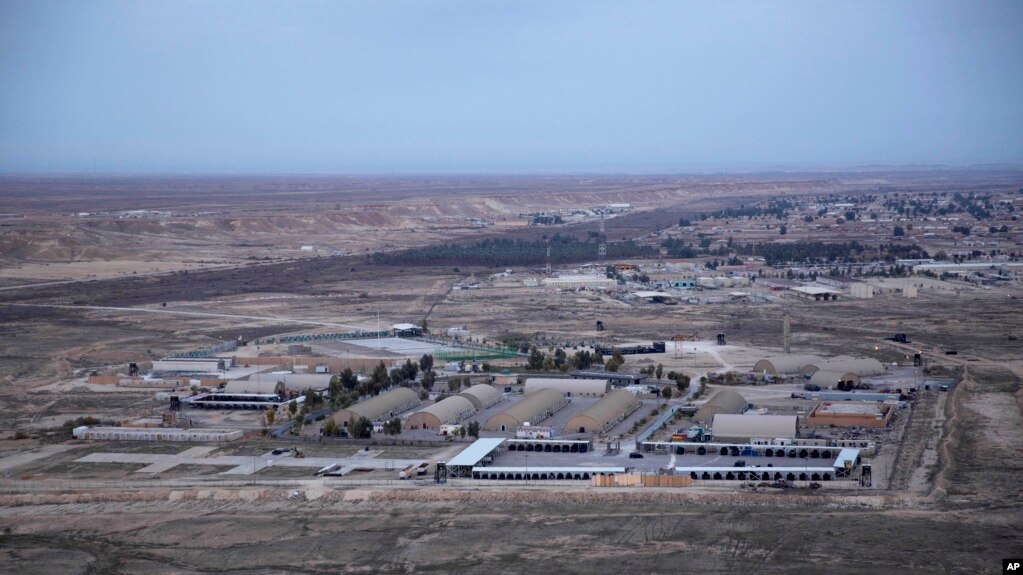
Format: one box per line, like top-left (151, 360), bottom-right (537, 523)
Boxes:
top-left (783, 313), bottom-right (791, 354)
top-left (545, 237), bottom-right (552, 276)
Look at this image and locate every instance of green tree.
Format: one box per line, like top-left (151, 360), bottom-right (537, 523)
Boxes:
top-left (371, 361), bottom-right (389, 388)
top-left (467, 420), bottom-right (480, 438)
top-left (402, 359), bottom-right (419, 381)
top-left (527, 346), bottom-right (545, 370)
top-left (553, 348), bottom-right (567, 368)
top-left (339, 368), bottom-right (358, 391)
top-left (328, 375), bottom-right (342, 401)
top-left (662, 386), bottom-right (673, 401)
top-left (420, 318), bottom-right (429, 333)
top-left (288, 401), bottom-right (298, 416)
top-left (303, 388), bottom-right (323, 409)
top-left (419, 354), bottom-right (434, 373)
top-left (448, 377), bottom-right (463, 393)
top-left (383, 417), bottom-right (402, 435)
top-left (655, 364), bottom-right (664, 380)
top-left (779, 224), bottom-right (787, 235)
top-left (422, 370), bottom-right (437, 392)
top-left (350, 416), bottom-right (373, 439)
top-left (321, 418), bottom-right (337, 436)
top-left (893, 225), bottom-right (905, 237)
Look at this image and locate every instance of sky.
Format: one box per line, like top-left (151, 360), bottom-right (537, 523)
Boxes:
top-left (1, 0), bottom-right (1022, 174)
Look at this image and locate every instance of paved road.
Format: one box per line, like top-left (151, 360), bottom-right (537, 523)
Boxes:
top-left (0, 445), bottom-right (78, 474)
top-left (7, 303), bottom-right (370, 330)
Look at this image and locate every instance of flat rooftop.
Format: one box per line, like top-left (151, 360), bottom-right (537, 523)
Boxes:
top-left (817, 403), bottom-right (885, 415)
top-left (317, 337), bottom-right (452, 356)
top-left (791, 286), bottom-right (842, 295)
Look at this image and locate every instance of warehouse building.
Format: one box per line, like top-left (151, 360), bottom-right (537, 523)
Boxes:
top-left (445, 437), bottom-right (505, 477)
top-left (564, 389), bottom-right (640, 434)
top-left (224, 373), bottom-right (332, 395)
top-left (333, 387), bottom-right (422, 428)
top-left (152, 358), bottom-right (231, 373)
top-left (223, 380), bottom-right (287, 396)
top-left (391, 323), bottom-right (423, 336)
top-left (711, 414), bottom-right (798, 442)
top-left (800, 358), bottom-right (886, 377)
top-left (524, 377), bottom-right (609, 397)
top-left (807, 369), bottom-right (861, 389)
top-left (570, 370), bottom-right (648, 387)
top-left (406, 395), bottom-right (477, 430)
top-left (752, 355), bottom-right (823, 376)
top-left (247, 372), bottom-right (333, 390)
top-left (541, 275), bottom-right (617, 290)
top-left (472, 466), bottom-right (625, 481)
top-left (484, 389), bottom-right (569, 431)
top-left (184, 392), bottom-right (300, 411)
top-left (457, 384), bottom-right (503, 410)
top-left (72, 426), bottom-right (243, 442)
top-left (805, 402), bottom-right (894, 428)
top-left (693, 390), bottom-right (747, 424)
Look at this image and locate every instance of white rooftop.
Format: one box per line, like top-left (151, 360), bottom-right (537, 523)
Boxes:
top-left (791, 286), bottom-right (842, 295)
top-left (634, 291), bottom-right (672, 298)
top-left (446, 438), bottom-right (505, 467)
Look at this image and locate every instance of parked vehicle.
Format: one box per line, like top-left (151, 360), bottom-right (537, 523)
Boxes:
top-left (628, 452), bottom-right (644, 459)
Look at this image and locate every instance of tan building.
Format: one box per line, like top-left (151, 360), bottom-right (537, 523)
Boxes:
top-left (457, 384), bottom-right (502, 410)
top-left (805, 402), bottom-right (894, 428)
top-left (693, 390), bottom-right (747, 424)
top-left (333, 387), bottom-right (422, 427)
top-left (483, 389), bottom-right (569, 432)
top-left (406, 395), bottom-right (477, 430)
top-left (800, 358), bottom-right (885, 378)
top-left (564, 390), bottom-right (640, 435)
top-left (523, 377), bottom-right (609, 397)
top-left (752, 355), bottom-right (823, 376)
top-left (711, 414), bottom-right (798, 442)
top-left (807, 370), bottom-right (861, 389)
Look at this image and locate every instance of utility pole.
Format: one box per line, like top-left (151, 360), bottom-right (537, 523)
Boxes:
top-left (783, 313), bottom-right (791, 354)
top-left (545, 238), bottom-right (552, 276)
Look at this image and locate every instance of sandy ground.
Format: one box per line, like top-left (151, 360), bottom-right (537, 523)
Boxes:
top-left (0, 260), bottom-right (233, 284)
top-left (0, 174), bottom-right (1021, 572)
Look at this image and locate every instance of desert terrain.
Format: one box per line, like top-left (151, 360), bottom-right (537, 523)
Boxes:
top-left (0, 173), bottom-right (1021, 574)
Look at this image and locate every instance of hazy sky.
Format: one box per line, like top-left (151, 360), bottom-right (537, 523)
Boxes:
top-left (1, 1), bottom-right (1022, 173)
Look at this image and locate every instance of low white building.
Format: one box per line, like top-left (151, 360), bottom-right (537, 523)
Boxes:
top-left (542, 275), bottom-right (616, 290)
top-left (524, 377), bottom-right (610, 398)
top-left (72, 426), bottom-right (243, 442)
top-left (152, 358), bottom-right (231, 373)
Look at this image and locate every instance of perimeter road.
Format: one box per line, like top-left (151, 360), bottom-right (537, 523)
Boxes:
top-left (6, 303), bottom-right (370, 330)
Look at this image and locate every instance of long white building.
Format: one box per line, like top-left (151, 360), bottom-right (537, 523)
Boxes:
top-left (72, 426), bottom-right (243, 442)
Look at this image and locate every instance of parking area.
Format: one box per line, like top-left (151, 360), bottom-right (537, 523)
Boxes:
top-left (490, 444), bottom-right (824, 473)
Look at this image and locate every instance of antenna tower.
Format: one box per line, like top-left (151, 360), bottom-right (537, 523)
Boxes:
top-left (545, 237), bottom-right (552, 276)
top-left (783, 313), bottom-right (791, 354)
